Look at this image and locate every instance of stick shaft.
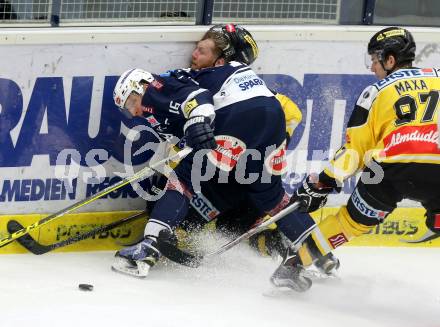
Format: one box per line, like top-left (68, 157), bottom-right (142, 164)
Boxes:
top-left (205, 202), bottom-right (300, 258)
top-left (0, 147), bottom-right (191, 248)
top-left (10, 211), bottom-right (147, 254)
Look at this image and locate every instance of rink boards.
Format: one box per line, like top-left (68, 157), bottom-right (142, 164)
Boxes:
top-left (0, 207), bottom-right (438, 254)
top-left (0, 26), bottom-right (439, 253)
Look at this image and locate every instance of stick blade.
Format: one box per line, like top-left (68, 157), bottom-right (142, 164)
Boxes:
top-left (6, 220), bottom-right (50, 255)
top-left (400, 229), bottom-right (439, 244)
top-left (156, 232), bottom-right (203, 268)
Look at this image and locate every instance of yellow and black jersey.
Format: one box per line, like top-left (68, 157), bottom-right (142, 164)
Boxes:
top-left (273, 92), bottom-right (302, 137)
top-left (265, 89), bottom-right (302, 144)
top-left (322, 68), bottom-right (440, 184)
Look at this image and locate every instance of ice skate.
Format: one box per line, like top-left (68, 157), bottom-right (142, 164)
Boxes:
top-left (269, 249), bottom-right (312, 292)
top-left (315, 252), bottom-right (340, 273)
top-left (111, 238), bottom-right (160, 278)
top-left (304, 252), bottom-right (340, 280)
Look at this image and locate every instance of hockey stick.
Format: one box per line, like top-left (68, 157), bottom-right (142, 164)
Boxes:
top-left (7, 211), bottom-right (147, 255)
top-left (399, 229), bottom-right (440, 244)
top-left (0, 147), bottom-right (192, 248)
top-left (157, 201), bottom-right (300, 268)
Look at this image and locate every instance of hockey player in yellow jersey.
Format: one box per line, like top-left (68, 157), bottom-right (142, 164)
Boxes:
top-left (270, 26), bottom-right (440, 292)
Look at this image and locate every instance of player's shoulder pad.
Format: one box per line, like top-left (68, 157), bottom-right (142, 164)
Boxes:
top-left (347, 85), bottom-right (378, 128)
top-left (356, 85), bottom-right (378, 110)
top-left (159, 71), bottom-right (199, 92)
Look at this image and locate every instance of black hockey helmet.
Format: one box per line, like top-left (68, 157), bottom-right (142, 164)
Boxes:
top-left (207, 24), bottom-right (259, 65)
top-left (367, 27), bottom-right (416, 66)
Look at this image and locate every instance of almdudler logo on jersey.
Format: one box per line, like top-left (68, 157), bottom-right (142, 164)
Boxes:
top-left (264, 141), bottom-right (287, 175)
top-left (381, 124), bottom-right (440, 157)
top-left (208, 135), bottom-right (246, 171)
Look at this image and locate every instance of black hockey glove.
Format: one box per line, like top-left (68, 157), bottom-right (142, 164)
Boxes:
top-left (293, 175), bottom-right (334, 213)
top-left (184, 116), bottom-right (217, 151)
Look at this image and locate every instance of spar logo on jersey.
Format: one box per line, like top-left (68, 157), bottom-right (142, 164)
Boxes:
top-left (351, 188), bottom-right (388, 221)
top-left (264, 141), bottom-right (287, 175)
top-left (208, 135), bottom-right (246, 171)
top-left (239, 78), bottom-right (264, 91)
top-left (328, 233), bottom-right (348, 249)
top-left (233, 72), bottom-right (265, 91)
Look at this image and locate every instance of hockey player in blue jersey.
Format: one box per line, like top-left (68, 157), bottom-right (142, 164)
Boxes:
top-left (110, 27), bottom-right (337, 278)
top-left (111, 63), bottom-right (293, 277)
top-left (188, 24), bottom-right (339, 271)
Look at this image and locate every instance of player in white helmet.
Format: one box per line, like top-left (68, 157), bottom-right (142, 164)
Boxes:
top-left (110, 57), bottom-right (299, 278)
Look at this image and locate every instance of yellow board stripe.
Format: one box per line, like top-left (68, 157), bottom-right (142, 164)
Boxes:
top-left (0, 206), bottom-right (437, 255)
top-left (0, 148), bottom-right (191, 247)
top-left (0, 210), bottom-right (146, 254)
top-left (310, 207), bottom-right (440, 248)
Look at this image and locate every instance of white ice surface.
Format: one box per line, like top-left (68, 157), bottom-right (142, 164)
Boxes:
top-left (1, 245), bottom-right (439, 327)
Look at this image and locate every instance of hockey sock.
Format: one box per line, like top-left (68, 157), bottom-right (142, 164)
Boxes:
top-left (150, 190), bottom-right (190, 228)
top-left (298, 206), bottom-right (372, 262)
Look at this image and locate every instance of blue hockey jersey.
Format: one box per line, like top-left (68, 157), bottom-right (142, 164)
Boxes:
top-left (140, 62), bottom-right (287, 213)
top-left (190, 61), bottom-right (275, 111)
top-left (140, 70), bottom-right (214, 142)
top-left (184, 63), bottom-right (287, 212)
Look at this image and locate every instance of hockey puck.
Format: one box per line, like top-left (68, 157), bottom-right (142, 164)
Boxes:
top-left (78, 284), bottom-right (94, 291)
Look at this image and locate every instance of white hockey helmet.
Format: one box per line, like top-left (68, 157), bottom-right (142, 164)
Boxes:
top-left (113, 68), bottom-right (155, 109)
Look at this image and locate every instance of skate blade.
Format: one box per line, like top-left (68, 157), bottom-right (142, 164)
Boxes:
top-left (303, 268), bottom-right (339, 281)
top-left (111, 257), bottom-right (151, 278)
top-left (270, 276), bottom-right (312, 293)
top-left (263, 285), bottom-right (295, 297)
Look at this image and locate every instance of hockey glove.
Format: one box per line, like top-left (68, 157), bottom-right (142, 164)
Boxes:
top-left (184, 116), bottom-right (217, 151)
top-left (293, 175), bottom-right (334, 213)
